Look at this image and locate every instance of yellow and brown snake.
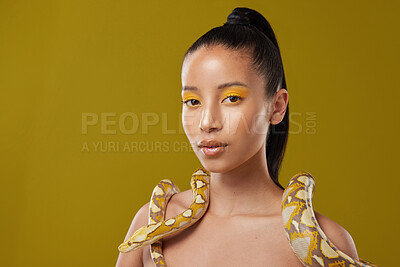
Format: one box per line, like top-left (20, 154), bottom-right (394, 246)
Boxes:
top-left (118, 167), bottom-right (377, 267)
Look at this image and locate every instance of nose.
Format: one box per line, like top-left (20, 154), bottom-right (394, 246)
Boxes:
top-left (199, 105), bottom-right (222, 133)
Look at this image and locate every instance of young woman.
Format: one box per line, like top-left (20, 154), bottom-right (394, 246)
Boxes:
top-left (116, 7), bottom-right (361, 266)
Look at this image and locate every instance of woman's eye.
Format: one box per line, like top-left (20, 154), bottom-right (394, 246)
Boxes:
top-left (183, 99), bottom-right (200, 107)
top-left (222, 95), bottom-right (242, 103)
top-left (182, 95), bottom-right (242, 106)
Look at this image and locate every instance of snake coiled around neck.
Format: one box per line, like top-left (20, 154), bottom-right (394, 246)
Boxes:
top-left (118, 167), bottom-right (377, 267)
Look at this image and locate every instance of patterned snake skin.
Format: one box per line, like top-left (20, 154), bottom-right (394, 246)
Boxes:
top-left (282, 172), bottom-right (377, 266)
top-left (118, 167), bottom-right (377, 266)
top-left (147, 179), bottom-right (180, 266)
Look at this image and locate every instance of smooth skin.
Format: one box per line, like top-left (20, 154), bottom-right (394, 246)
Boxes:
top-left (116, 45), bottom-right (359, 266)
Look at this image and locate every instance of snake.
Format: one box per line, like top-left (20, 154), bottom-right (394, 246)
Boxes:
top-left (282, 172), bottom-right (377, 267)
top-left (118, 167), bottom-right (210, 266)
top-left (118, 167), bottom-right (377, 267)
top-left (146, 179), bottom-right (180, 266)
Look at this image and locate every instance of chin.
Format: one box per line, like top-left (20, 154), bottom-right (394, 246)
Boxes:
top-left (197, 156), bottom-right (239, 174)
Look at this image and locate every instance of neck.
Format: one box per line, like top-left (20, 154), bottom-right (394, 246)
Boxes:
top-left (207, 145), bottom-right (284, 218)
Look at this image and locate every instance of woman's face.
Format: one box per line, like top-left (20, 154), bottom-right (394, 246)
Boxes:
top-left (181, 45), bottom-right (275, 173)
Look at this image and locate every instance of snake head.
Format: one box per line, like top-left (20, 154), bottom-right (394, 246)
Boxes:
top-left (118, 222), bottom-right (161, 253)
top-left (118, 240), bottom-right (137, 253)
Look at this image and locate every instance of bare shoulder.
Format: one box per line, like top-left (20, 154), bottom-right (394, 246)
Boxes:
top-left (116, 189), bottom-right (193, 266)
top-left (115, 201), bottom-right (150, 267)
top-left (314, 210), bottom-right (359, 260)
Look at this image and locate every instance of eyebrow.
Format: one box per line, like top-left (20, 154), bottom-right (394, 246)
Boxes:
top-left (182, 81), bottom-right (249, 91)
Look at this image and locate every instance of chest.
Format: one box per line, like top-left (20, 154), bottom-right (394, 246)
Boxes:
top-left (142, 215), bottom-right (303, 266)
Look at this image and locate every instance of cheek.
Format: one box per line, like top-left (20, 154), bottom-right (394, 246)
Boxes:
top-left (182, 110), bottom-right (199, 141)
top-left (227, 106), bottom-right (269, 138)
top-left (224, 105), bottom-right (269, 160)
top-left (251, 111), bottom-right (270, 135)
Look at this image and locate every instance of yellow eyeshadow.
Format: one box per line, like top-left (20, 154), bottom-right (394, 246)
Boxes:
top-left (182, 93), bottom-right (199, 102)
top-left (221, 86), bottom-right (251, 99)
top-left (182, 86), bottom-right (250, 103)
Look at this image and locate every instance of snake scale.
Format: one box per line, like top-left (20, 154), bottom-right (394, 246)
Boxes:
top-left (118, 167), bottom-right (377, 266)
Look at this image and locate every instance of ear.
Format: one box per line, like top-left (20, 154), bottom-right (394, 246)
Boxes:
top-left (270, 88), bottom-right (288, 125)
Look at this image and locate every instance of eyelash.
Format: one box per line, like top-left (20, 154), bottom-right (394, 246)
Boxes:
top-left (182, 94), bottom-right (243, 107)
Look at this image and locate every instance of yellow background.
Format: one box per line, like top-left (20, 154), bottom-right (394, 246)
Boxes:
top-left (1, 0), bottom-right (398, 266)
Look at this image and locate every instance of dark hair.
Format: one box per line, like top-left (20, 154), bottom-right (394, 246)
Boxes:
top-left (183, 7), bottom-right (288, 189)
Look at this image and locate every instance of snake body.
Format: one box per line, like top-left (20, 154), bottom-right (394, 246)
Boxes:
top-left (282, 172), bottom-right (377, 267)
top-left (118, 168), bottom-right (210, 259)
top-left (148, 179), bottom-right (180, 266)
top-left (118, 167), bottom-right (377, 267)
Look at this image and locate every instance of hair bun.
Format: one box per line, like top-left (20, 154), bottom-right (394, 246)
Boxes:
top-left (224, 13), bottom-right (251, 26)
top-left (224, 7), bottom-right (256, 27)
top-left (224, 7), bottom-right (281, 55)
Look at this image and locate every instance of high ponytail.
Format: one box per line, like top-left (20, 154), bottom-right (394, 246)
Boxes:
top-left (183, 7), bottom-right (288, 189)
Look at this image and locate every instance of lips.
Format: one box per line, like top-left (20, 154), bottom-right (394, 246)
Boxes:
top-left (197, 139), bottom-right (229, 156)
top-left (198, 139), bottom-right (228, 148)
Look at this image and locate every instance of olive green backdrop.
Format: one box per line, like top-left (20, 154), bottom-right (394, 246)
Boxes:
top-left (0, 0), bottom-right (398, 266)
